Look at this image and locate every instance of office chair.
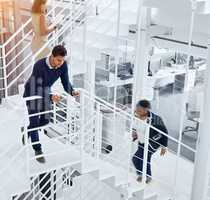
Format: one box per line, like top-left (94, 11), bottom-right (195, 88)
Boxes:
top-left (116, 62), bottom-right (133, 80)
top-left (182, 103), bottom-right (200, 139)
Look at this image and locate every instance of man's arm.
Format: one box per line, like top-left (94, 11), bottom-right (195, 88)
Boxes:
top-left (156, 116), bottom-right (168, 147)
top-left (60, 63), bottom-right (74, 95)
top-left (157, 116), bottom-right (168, 156)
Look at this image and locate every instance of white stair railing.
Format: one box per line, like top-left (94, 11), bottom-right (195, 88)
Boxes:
top-left (0, 0), bottom-right (94, 100)
top-left (13, 166), bottom-right (76, 200)
top-left (0, 88), bottom-right (197, 200)
top-left (77, 89), bottom-right (196, 200)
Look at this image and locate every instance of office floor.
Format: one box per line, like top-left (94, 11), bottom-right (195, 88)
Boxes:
top-left (152, 89), bottom-right (197, 162)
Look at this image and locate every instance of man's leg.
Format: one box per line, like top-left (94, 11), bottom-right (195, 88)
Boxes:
top-left (132, 144), bottom-right (154, 183)
top-left (39, 112), bottom-right (50, 127)
top-left (39, 98), bottom-right (51, 130)
top-left (146, 151), bottom-right (153, 183)
top-left (27, 101), bottom-right (45, 163)
top-left (28, 110), bottom-right (42, 152)
top-left (132, 144), bottom-right (144, 176)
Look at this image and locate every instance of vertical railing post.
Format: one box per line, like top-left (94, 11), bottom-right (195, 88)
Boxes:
top-left (95, 103), bottom-right (101, 160)
top-left (2, 44), bottom-right (8, 99)
top-left (142, 120), bottom-right (151, 186)
top-left (67, 95), bottom-right (71, 143)
top-left (126, 114), bottom-right (134, 187)
top-left (67, 94), bottom-right (74, 143)
top-left (24, 104), bottom-right (30, 176)
top-left (82, 0), bottom-right (87, 66)
top-left (50, 171), bottom-right (54, 200)
top-left (52, 0), bottom-right (57, 47)
top-left (116, 0), bottom-right (121, 37)
top-left (113, 0), bottom-right (121, 156)
top-left (80, 91), bottom-right (85, 172)
top-left (53, 102), bottom-right (57, 125)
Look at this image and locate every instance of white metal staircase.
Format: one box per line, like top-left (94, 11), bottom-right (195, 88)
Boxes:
top-left (1, 0), bottom-right (207, 199)
top-left (0, 86), bottom-right (196, 200)
top-left (0, 88), bottom-right (161, 200)
top-left (0, 0), bottom-right (95, 99)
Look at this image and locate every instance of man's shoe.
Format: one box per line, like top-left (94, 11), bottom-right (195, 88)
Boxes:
top-left (22, 135), bottom-right (25, 145)
top-left (35, 150), bottom-right (46, 163)
top-left (137, 176), bottom-right (152, 184)
top-left (137, 176), bottom-right (142, 182)
top-left (44, 129), bottom-right (48, 135)
top-left (146, 177), bottom-right (152, 184)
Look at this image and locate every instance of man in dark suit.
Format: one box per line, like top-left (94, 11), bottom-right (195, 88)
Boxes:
top-left (23, 45), bottom-right (79, 163)
top-left (132, 100), bottom-right (168, 183)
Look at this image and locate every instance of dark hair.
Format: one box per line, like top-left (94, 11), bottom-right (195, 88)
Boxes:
top-left (136, 99), bottom-right (151, 109)
top-left (52, 45), bottom-right (67, 57)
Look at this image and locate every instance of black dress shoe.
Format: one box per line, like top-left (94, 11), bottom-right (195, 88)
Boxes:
top-left (35, 150), bottom-right (46, 163)
top-left (22, 135), bottom-right (25, 145)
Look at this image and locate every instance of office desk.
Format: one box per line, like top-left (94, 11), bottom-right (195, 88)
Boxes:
top-left (98, 73), bottom-right (133, 102)
top-left (97, 64), bottom-right (206, 102)
top-left (153, 67), bottom-right (186, 88)
top-left (99, 73), bottom-right (133, 88)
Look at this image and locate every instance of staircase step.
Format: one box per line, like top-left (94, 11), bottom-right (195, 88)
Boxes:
top-left (128, 189), bottom-right (144, 200)
top-left (28, 135), bottom-right (81, 176)
top-left (0, 146), bottom-right (30, 198)
top-left (144, 194), bottom-right (158, 200)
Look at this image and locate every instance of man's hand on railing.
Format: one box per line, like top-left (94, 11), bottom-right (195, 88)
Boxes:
top-left (51, 94), bottom-right (61, 103)
top-left (160, 147), bottom-right (167, 156)
top-left (72, 91), bottom-right (80, 97)
top-left (132, 128), bottom-right (138, 142)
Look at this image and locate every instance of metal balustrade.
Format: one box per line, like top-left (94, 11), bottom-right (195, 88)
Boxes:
top-left (1, 0), bottom-right (210, 199)
top-left (0, 0), bottom-right (94, 100)
top-left (0, 87), bottom-right (198, 200)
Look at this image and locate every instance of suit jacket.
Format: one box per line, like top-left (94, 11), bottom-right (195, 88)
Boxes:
top-left (147, 112), bottom-right (168, 152)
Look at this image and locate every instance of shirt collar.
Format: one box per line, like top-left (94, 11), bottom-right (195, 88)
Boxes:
top-left (46, 57), bottom-right (53, 69)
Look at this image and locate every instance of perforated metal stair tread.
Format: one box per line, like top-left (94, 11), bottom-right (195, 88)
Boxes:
top-left (0, 147), bottom-right (30, 198)
top-left (29, 135), bottom-right (81, 176)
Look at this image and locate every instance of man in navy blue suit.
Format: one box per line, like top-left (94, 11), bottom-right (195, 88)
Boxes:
top-left (23, 45), bottom-right (79, 163)
top-left (132, 100), bottom-right (168, 183)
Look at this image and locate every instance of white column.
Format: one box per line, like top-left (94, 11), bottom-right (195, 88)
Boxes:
top-left (132, 6), bottom-right (150, 110)
top-left (84, 61), bottom-right (95, 96)
top-left (116, 0), bottom-right (121, 37)
top-left (82, 0), bottom-right (87, 69)
top-left (173, 1), bottom-right (197, 198)
top-left (184, 0), bottom-right (197, 92)
top-left (191, 39), bottom-right (210, 200)
top-left (113, 0), bottom-right (121, 107)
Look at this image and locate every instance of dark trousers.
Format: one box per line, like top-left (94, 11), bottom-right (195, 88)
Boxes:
top-left (27, 99), bottom-right (51, 151)
top-left (132, 143), bottom-right (154, 177)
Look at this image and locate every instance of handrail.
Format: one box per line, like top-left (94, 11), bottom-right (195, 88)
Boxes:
top-left (152, 36), bottom-right (208, 50)
top-left (2, 18), bottom-right (32, 48)
top-left (5, 29), bottom-right (33, 59)
top-left (3, 1), bottom-right (61, 56)
top-left (0, 87), bottom-right (196, 199)
top-left (3, 0), bottom-right (84, 58)
top-left (79, 88), bottom-right (197, 153)
top-left (2, 0), bottom-right (66, 48)
top-left (0, 0), bottom-right (100, 97)
top-left (5, 0), bottom-right (93, 91)
top-left (6, 32), bottom-right (33, 76)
